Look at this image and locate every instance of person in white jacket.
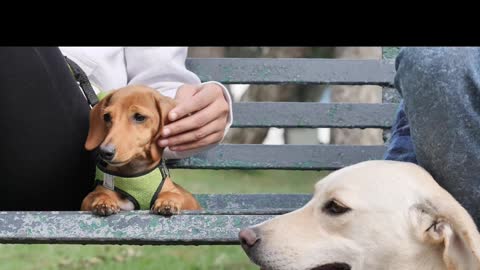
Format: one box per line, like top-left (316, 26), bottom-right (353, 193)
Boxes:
top-left (0, 47), bottom-right (232, 211)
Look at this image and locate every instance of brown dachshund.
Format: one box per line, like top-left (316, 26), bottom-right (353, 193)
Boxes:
top-left (80, 85), bottom-right (201, 216)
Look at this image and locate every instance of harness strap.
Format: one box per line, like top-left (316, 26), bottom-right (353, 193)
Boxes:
top-left (102, 159), bottom-right (170, 210)
top-left (102, 158), bottom-right (170, 190)
top-left (103, 173), bottom-right (115, 190)
top-left (149, 158), bottom-right (170, 209)
top-left (64, 56), bottom-right (98, 107)
top-left (159, 158), bottom-right (170, 179)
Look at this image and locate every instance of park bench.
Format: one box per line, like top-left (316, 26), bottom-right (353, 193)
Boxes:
top-left (0, 47), bottom-right (401, 245)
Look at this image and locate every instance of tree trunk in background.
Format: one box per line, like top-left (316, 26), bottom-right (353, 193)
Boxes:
top-left (187, 47), bottom-right (226, 58)
top-left (223, 47), bottom-right (329, 144)
top-left (329, 47), bottom-right (383, 145)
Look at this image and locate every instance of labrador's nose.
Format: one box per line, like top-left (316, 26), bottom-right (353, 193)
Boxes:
top-left (99, 144), bottom-right (116, 161)
top-left (239, 227), bottom-right (260, 250)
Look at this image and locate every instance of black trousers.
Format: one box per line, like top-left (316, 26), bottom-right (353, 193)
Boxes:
top-left (0, 47), bottom-right (95, 210)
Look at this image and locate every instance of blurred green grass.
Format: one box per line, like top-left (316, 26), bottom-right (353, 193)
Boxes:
top-left (0, 169), bottom-right (328, 270)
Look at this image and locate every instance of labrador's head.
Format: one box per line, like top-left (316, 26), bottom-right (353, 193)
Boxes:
top-left (239, 160), bottom-right (480, 270)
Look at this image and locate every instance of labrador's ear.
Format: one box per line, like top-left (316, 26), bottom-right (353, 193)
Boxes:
top-left (84, 92), bottom-right (115, 150)
top-left (410, 195), bottom-right (480, 270)
top-left (149, 92), bottom-right (177, 162)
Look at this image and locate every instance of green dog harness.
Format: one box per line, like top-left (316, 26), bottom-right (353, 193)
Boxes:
top-left (65, 56), bottom-right (170, 210)
top-left (95, 160), bottom-right (170, 210)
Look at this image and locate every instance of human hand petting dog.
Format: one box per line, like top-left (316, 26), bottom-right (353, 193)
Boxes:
top-left (157, 83), bottom-right (230, 152)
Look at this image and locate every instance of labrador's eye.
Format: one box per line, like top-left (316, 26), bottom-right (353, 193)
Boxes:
top-left (133, 113), bottom-right (146, 123)
top-left (103, 113), bottom-right (112, 123)
top-left (323, 200), bottom-right (351, 216)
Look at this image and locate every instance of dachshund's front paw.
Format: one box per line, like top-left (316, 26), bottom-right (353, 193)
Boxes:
top-left (92, 197), bottom-right (121, 216)
top-left (151, 198), bottom-right (182, 216)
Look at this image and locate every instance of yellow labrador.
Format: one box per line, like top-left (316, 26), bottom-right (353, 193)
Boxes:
top-left (239, 160), bottom-right (480, 270)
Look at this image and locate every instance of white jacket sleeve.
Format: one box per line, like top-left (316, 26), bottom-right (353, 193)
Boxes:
top-left (124, 47), bottom-right (233, 160)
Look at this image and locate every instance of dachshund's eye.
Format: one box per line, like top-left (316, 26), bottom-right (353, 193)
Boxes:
top-left (323, 200), bottom-right (351, 216)
top-left (103, 113), bottom-right (112, 123)
top-left (133, 113), bottom-right (146, 123)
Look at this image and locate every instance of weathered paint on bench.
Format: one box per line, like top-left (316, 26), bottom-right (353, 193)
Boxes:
top-left (186, 58), bottom-right (395, 86)
top-left (0, 212), bottom-right (275, 245)
top-left (168, 144), bottom-right (387, 170)
top-left (232, 102), bottom-right (398, 128)
top-left (0, 194), bottom-right (311, 245)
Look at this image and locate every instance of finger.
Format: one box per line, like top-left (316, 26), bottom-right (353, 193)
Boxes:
top-left (158, 118), bottom-right (226, 147)
top-left (169, 85), bottom-right (221, 121)
top-left (175, 84), bottom-right (199, 101)
top-left (162, 98), bottom-right (228, 137)
top-left (169, 132), bottom-right (224, 152)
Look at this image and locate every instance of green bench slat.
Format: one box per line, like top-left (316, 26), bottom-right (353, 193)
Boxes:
top-left (0, 212), bottom-right (274, 245)
top-left (186, 58), bottom-right (395, 86)
top-left (232, 102), bottom-right (399, 128)
top-left (168, 144), bottom-right (387, 170)
top-left (0, 194), bottom-right (311, 244)
top-left (194, 194), bottom-right (311, 213)
top-left (180, 209), bottom-right (299, 215)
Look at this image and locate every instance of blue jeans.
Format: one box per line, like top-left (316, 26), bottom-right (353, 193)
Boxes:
top-left (384, 47), bottom-right (480, 225)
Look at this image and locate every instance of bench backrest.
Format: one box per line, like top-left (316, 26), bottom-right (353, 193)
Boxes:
top-left (0, 47), bottom-right (402, 245)
top-left (170, 48), bottom-right (400, 171)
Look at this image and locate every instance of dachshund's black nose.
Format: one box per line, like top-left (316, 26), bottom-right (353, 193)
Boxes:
top-left (99, 144), bottom-right (116, 161)
top-left (239, 227), bottom-right (260, 251)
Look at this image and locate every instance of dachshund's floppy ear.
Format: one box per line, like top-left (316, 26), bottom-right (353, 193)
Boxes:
top-left (149, 92), bottom-right (177, 162)
top-left (85, 92), bottom-right (114, 151)
top-left (153, 92), bottom-right (177, 140)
